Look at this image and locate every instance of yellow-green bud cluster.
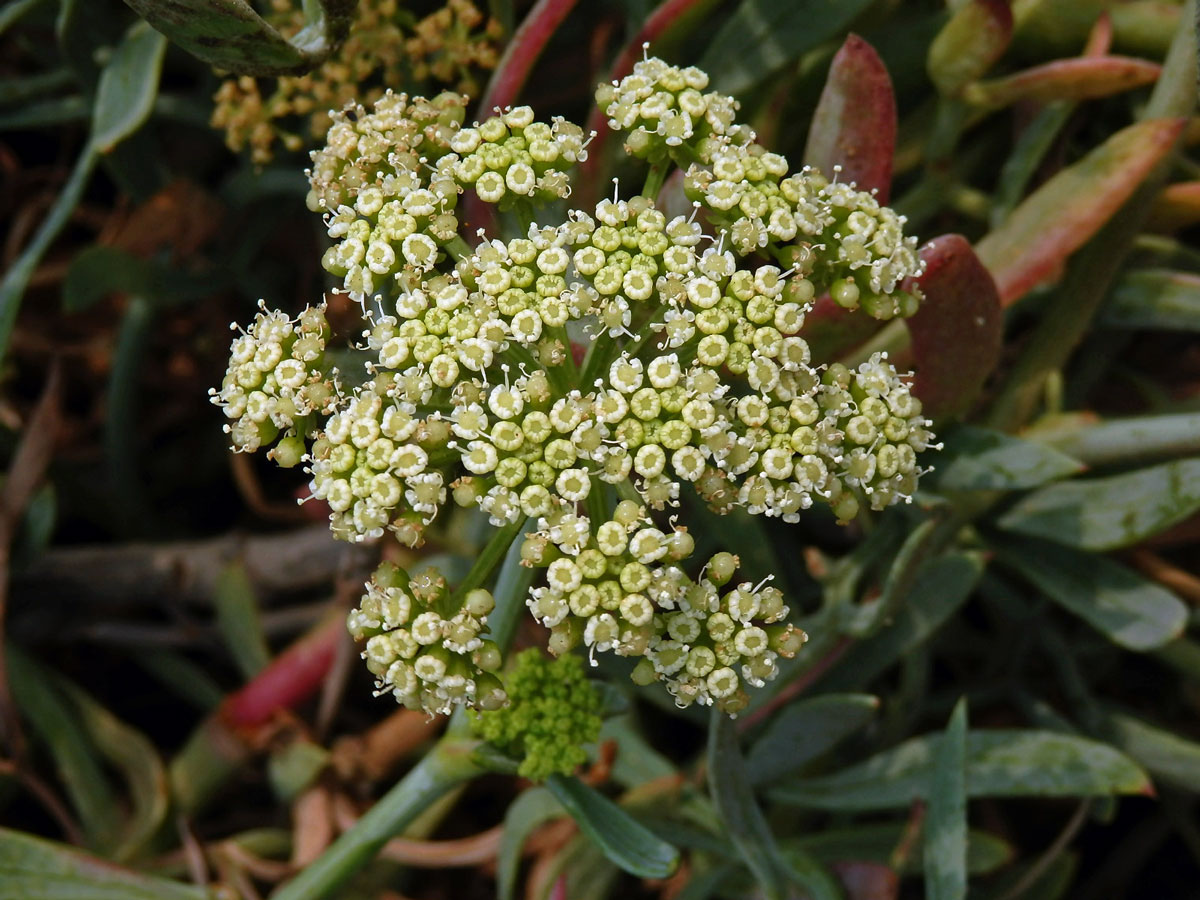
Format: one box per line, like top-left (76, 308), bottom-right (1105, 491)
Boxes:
top-left (470, 649), bottom-right (602, 781)
top-left (595, 53), bottom-right (748, 165)
top-left (348, 561), bottom-right (505, 715)
top-left (210, 303), bottom-right (334, 461)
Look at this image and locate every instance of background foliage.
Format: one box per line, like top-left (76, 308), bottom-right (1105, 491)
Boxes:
top-left (2, 1), bottom-right (1200, 898)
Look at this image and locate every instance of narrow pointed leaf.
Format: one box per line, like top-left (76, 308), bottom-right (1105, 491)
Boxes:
top-left (215, 561), bottom-right (271, 679)
top-left (0, 828), bottom-right (211, 900)
top-left (544, 774), bottom-right (679, 879)
top-left (747, 694), bottom-right (879, 786)
top-left (1148, 181), bottom-right (1200, 231)
top-left (707, 714), bottom-right (791, 898)
top-left (804, 34), bottom-right (896, 201)
top-left (975, 117), bottom-right (1186, 306)
top-left (905, 234), bottom-right (1003, 418)
top-left (1106, 712), bottom-right (1200, 790)
top-left (90, 21), bottom-right (167, 154)
top-left (1039, 412), bottom-right (1200, 467)
top-left (819, 553), bottom-right (983, 693)
top-left (121, 0), bottom-right (355, 76)
top-left (965, 56), bottom-right (1161, 109)
top-left (772, 730), bottom-right (1151, 811)
top-left (925, 700), bottom-right (968, 900)
top-left (927, 0), bottom-right (1012, 96)
top-left (789, 824), bottom-right (1013, 876)
top-left (7, 648), bottom-right (120, 850)
top-left (930, 425), bottom-right (1084, 491)
top-left (497, 788), bottom-right (562, 900)
top-left (994, 537), bottom-right (1187, 652)
top-left (52, 678), bottom-right (169, 862)
top-left (997, 458), bottom-right (1200, 550)
top-left (1103, 268), bottom-right (1200, 331)
top-left (698, 0), bottom-right (874, 96)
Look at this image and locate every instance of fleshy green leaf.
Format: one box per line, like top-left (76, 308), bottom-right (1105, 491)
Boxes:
top-left (772, 730), bottom-right (1151, 811)
top-left (497, 787), bottom-right (562, 900)
top-left (0, 828), bottom-right (212, 900)
top-left (965, 56), bottom-right (1161, 108)
top-left (975, 117), bottom-right (1186, 306)
top-left (925, 699), bottom-right (968, 900)
top-left (698, 0), bottom-right (874, 96)
top-left (707, 714), bottom-right (791, 899)
top-left (930, 425), bottom-right (1084, 491)
top-left (993, 537), bottom-right (1187, 652)
top-left (63, 246), bottom-right (151, 313)
top-left (215, 561), bottom-right (271, 679)
top-left (788, 824), bottom-right (1013, 876)
top-left (544, 774), bottom-right (679, 879)
top-left (0, 150), bottom-right (96, 364)
top-left (906, 234), bottom-right (1004, 419)
top-left (1106, 712), bottom-right (1200, 790)
top-left (1036, 412), bottom-right (1200, 468)
top-left (1103, 268), bottom-right (1200, 332)
top-left (90, 20), bottom-right (167, 154)
top-left (818, 553), bottom-right (984, 693)
top-left (120, 0), bottom-right (356, 77)
top-left (926, 0), bottom-right (1012, 96)
top-left (996, 458), bottom-right (1200, 550)
top-left (747, 694), bottom-right (879, 786)
top-left (7, 647), bottom-right (120, 851)
top-left (804, 33), bottom-right (896, 201)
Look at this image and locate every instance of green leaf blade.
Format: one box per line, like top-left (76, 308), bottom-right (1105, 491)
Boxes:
top-left (91, 20), bottom-right (168, 154)
top-left (931, 426), bottom-right (1084, 491)
top-left (925, 699), bottom-right (968, 900)
top-left (747, 694), bottom-right (879, 786)
top-left (544, 774), bottom-right (679, 880)
top-left (994, 537), bottom-right (1186, 652)
top-left (698, 0), bottom-right (873, 97)
top-left (0, 828), bottom-right (212, 900)
top-left (997, 458), bottom-right (1200, 550)
top-left (772, 730), bottom-right (1150, 811)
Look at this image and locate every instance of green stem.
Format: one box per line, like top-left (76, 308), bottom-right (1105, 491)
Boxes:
top-left (445, 235), bottom-right (474, 262)
top-left (483, 517), bottom-right (538, 653)
top-left (269, 739), bottom-right (484, 900)
top-left (641, 161), bottom-right (669, 200)
top-left (451, 516), bottom-right (528, 603)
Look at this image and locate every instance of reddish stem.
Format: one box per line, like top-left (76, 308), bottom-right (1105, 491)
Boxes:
top-left (220, 611), bottom-right (345, 732)
top-left (479, 0), bottom-right (579, 114)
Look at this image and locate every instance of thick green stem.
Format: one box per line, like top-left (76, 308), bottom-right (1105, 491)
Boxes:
top-left (641, 161), bottom-right (669, 200)
top-left (451, 515), bottom-right (528, 603)
top-left (269, 739), bottom-right (484, 900)
top-left (445, 235), bottom-right (475, 263)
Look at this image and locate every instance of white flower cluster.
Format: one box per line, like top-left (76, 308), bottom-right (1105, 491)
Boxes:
top-left (216, 58), bottom-right (939, 717)
top-left (348, 561), bottom-right (506, 715)
top-left (309, 90), bottom-right (592, 304)
top-left (595, 51), bottom-right (747, 162)
top-left (210, 303), bottom-right (335, 462)
top-left (520, 499), bottom-right (807, 715)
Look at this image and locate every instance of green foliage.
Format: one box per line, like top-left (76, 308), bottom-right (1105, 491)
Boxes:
top-left (472, 649), bottom-right (603, 781)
